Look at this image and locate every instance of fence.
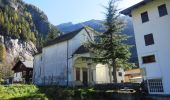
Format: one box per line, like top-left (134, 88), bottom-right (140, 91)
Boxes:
top-left (94, 83), bottom-right (141, 91)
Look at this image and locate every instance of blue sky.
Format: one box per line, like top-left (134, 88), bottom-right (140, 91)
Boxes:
top-left (24, 0), bottom-right (142, 25)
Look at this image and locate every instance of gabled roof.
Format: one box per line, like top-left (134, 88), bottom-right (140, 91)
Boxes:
top-left (22, 61), bottom-right (33, 68)
top-left (44, 27), bottom-right (84, 47)
top-left (73, 45), bottom-right (89, 55)
top-left (120, 0), bottom-right (153, 16)
top-left (12, 60), bottom-right (33, 70)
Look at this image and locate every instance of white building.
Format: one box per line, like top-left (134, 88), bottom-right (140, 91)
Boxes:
top-left (33, 27), bottom-right (125, 86)
top-left (121, 0), bottom-right (170, 94)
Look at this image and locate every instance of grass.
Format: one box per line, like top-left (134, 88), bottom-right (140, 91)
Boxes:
top-left (0, 84), bottom-right (47, 100)
top-left (0, 84), bottom-right (142, 100)
top-left (0, 84), bottom-right (99, 100)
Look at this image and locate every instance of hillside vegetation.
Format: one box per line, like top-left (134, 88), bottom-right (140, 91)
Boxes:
top-left (0, 0), bottom-right (59, 43)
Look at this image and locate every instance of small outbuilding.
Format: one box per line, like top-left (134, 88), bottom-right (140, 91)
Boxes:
top-left (124, 68), bottom-right (142, 83)
top-left (12, 60), bottom-right (33, 83)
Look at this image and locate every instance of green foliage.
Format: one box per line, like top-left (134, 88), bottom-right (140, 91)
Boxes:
top-left (84, 0), bottom-right (133, 82)
top-left (0, 84), bottom-right (46, 99)
top-left (0, 44), bottom-right (6, 64)
top-left (0, 85), bottom-right (91, 99)
top-left (0, 84), bottom-right (143, 100)
top-left (47, 24), bottom-right (60, 41)
top-left (0, 0), bottom-right (60, 45)
top-left (40, 24), bottom-right (60, 48)
top-left (0, 44), bottom-right (6, 80)
top-left (0, 5), bottom-right (36, 42)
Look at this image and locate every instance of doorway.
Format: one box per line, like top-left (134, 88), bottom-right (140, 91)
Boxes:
top-left (83, 69), bottom-right (88, 86)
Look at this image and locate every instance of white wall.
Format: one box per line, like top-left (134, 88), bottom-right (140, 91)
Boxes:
top-left (95, 64), bottom-right (110, 83)
top-left (68, 29), bottom-right (89, 82)
top-left (116, 68), bottom-right (125, 83)
top-left (42, 41), bottom-right (68, 85)
top-left (34, 29), bottom-right (94, 85)
top-left (131, 0), bottom-right (170, 94)
top-left (95, 64), bottom-right (125, 83)
top-left (33, 54), bottom-right (43, 85)
top-left (13, 72), bottom-right (22, 82)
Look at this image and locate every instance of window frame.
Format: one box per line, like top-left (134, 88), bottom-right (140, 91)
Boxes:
top-left (142, 55), bottom-right (156, 64)
top-left (144, 33), bottom-right (155, 46)
top-left (141, 11), bottom-right (149, 23)
top-left (118, 72), bottom-right (122, 77)
top-left (158, 4), bottom-right (168, 17)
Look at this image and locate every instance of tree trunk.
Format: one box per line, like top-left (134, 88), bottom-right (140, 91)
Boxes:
top-left (112, 62), bottom-right (117, 83)
top-left (108, 66), bottom-right (112, 83)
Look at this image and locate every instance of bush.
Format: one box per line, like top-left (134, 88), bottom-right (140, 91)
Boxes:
top-left (0, 79), bottom-right (5, 84)
top-left (0, 84), bottom-right (46, 99)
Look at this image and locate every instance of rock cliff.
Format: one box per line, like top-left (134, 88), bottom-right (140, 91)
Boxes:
top-left (0, 35), bottom-right (37, 65)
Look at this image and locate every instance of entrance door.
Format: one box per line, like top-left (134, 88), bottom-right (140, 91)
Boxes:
top-left (83, 69), bottom-right (88, 86)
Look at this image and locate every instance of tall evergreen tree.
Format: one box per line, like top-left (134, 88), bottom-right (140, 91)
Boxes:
top-left (47, 24), bottom-right (60, 41)
top-left (85, 0), bottom-right (133, 83)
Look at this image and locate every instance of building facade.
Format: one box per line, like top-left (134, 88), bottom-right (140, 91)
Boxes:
top-left (33, 27), bottom-right (125, 86)
top-left (121, 0), bottom-right (170, 94)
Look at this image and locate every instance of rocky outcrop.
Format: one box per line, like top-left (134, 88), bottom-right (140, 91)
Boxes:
top-left (0, 35), bottom-right (37, 65)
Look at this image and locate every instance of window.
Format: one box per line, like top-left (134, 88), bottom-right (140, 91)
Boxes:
top-left (148, 79), bottom-right (164, 93)
top-left (118, 72), bottom-right (122, 76)
top-left (23, 71), bottom-right (26, 76)
top-left (29, 71), bottom-right (33, 76)
top-left (142, 55), bottom-right (156, 64)
top-left (76, 68), bottom-right (80, 81)
top-left (144, 33), bottom-right (154, 46)
top-left (158, 4), bottom-right (168, 17)
top-left (141, 11), bottom-right (149, 23)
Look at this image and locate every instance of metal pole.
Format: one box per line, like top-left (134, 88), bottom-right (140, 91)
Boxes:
top-left (66, 41), bottom-right (69, 86)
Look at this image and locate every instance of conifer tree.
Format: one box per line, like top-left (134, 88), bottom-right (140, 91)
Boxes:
top-left (85, 0), bottom-right (133, 83)
top-left (47, 24), bottom-right (59, 41)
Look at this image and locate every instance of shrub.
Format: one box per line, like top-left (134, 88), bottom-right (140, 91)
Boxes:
top-left (0, 84), bottom-right (45, 99)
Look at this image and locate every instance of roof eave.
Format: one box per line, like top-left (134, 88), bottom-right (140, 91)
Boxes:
top-left (44, 28), bottom-right (84, 47)
top-left (43, 38), bottom-right (69, 48)
top-left (120, 0), bottom-right (153, 16)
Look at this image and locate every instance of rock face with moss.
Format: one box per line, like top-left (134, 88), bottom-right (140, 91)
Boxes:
top-left (3, 36), bottom-right (37, 62)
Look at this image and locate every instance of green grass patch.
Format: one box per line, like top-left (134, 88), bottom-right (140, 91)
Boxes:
top-left (0, 84), bottom-right (47, 99)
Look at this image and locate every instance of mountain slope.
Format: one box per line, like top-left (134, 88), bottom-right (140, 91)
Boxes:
top-left (57, 19), bottom-right (105, 33)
